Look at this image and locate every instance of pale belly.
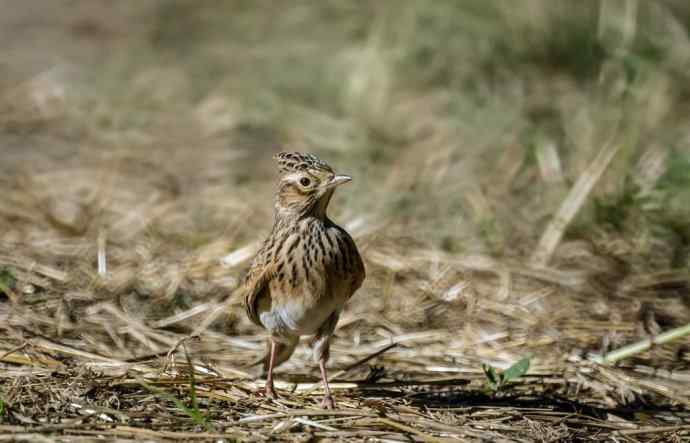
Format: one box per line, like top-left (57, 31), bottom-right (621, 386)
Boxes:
top-left (258, 297), bottom-right (338, 336)
top-left (257, 273), bottom-right (353, 336)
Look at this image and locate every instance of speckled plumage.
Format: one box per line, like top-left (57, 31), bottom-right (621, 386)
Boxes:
top-left (274, 151), bottom-right (334, 175)
top-left (241, 151), bottom-right (365, 408)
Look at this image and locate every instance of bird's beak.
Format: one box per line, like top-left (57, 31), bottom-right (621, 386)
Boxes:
top-left (324, 175), bottom-right (352, 189)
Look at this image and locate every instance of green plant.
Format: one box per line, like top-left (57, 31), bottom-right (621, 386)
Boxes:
top-left (591, 322), bottom-right (690, 365)
top-left (137, 348), bottom-right (212, 431)
top-left (138, 378), bottom-right (212, 431)
top-left (0, 268), bottom-right (16, 296)
top-left (482, 356), bottom-right (531, 392)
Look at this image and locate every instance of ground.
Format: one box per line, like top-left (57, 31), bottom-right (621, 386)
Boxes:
top-left (1, 1), bottom-right (690, 442)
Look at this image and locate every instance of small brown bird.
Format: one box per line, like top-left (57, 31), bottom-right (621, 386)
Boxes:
top-left (242, 152), bottom-right (365, 408)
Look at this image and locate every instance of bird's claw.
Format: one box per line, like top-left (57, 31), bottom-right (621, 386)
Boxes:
top-left (264, 382), bottom-right (278, 399)
top-left (320, 394), bottom-right (335, 409)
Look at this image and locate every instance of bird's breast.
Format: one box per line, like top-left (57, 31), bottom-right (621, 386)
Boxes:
top-left (255, 218), bottom-right (362, 336)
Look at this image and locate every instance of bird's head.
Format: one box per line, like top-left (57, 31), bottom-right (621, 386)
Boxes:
top-left (273, 152), bottom-right (351, 218)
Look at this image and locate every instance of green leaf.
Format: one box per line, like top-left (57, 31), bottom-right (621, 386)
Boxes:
top-left (502, 357), bottom-right (531, 382)
top-left (0, 397), bottom-right (5, 417)
top-left (183, 345), bottom-right (203, 425)
top-left (482, 363), bottom-right (500, 390)
top-left (0, 268), bottom-right (16, 296)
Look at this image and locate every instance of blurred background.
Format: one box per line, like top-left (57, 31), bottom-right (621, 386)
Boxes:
top-left (2, 0), bottom-right (690, 408)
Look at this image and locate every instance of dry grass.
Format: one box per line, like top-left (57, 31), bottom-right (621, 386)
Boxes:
top-left (1, 1), bottom-right (690, 441)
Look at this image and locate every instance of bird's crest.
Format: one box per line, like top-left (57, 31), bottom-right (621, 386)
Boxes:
top-left (274, 152), bottom-right (334, 175)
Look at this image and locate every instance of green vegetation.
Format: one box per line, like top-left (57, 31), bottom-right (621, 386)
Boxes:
top-left (0, 268), bottom-right (15, 300)
top-left (138, 377), bottom-right (212, 432)
top-left (482, 357), bottom-right (532, 392)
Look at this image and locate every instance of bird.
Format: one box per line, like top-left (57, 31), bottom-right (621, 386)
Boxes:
top-left (241, 151), bottom-right (365, 409)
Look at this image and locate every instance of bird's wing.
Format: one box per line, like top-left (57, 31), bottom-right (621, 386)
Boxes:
top-left (337, 226), bottom-right (366, 298)
top-left (350, 247), bottom-right (366, 296)
top-left (242, 261), bottom-right (273, 328)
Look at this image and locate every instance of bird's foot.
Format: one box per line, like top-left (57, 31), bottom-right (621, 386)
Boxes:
top-left (320, 394), bottom-right (335, 409)
top-left (264, 383), bottom-right (278, 399)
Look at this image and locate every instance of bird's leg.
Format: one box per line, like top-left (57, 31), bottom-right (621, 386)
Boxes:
top-left (265, 338), bottom-right (278, 398)
top-left (319, 357), bottom-right (335, 409)
top-left (311, 312), bottom-right (339, 409)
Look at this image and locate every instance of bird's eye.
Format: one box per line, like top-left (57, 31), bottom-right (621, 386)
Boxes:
top-left (299, 177), bottom-right (311, 187)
